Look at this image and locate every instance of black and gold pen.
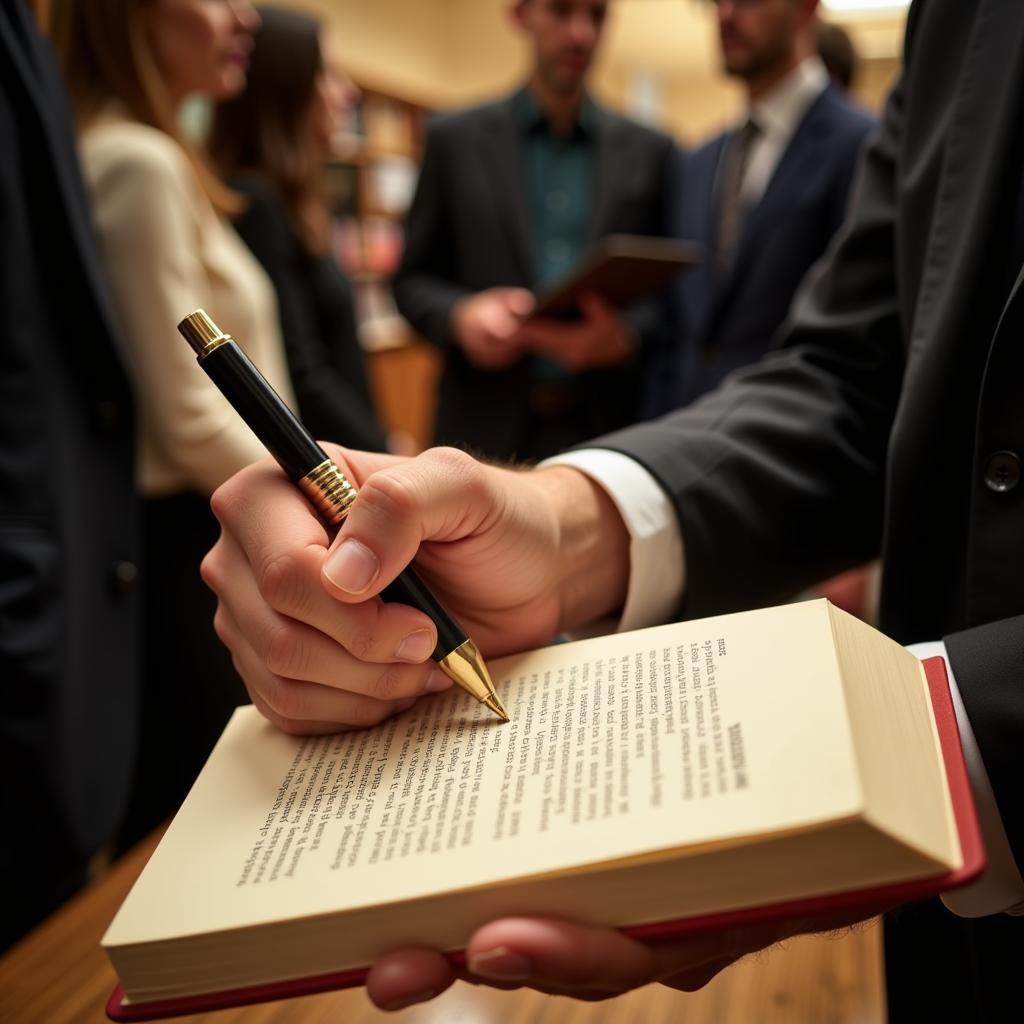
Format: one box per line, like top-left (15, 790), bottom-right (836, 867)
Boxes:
top-left (178, 309), bottom-right (509, 722)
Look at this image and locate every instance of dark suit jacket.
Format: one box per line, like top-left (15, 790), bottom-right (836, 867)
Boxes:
top-left (594, 1), bottom-right (1022, 1017)
top-left (648, 85), bottom-right (875, 413)
top-left (394, 91), bottom-right (675, 460)
top-left (0, 3), bottom-right (139, 946)
top-left (231, 176), bottom-right (388, 452)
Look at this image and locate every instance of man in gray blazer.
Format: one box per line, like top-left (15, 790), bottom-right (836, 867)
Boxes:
top-left (203, 1), bottom-right (1023, 1017)
top-left (394, 0), bottom-right (675, 461)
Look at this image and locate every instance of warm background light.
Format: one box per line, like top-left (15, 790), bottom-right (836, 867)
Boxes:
top-left (282, 0), bottom-right (908, 141)
top-left (822, 0), bottom-right (910, 13)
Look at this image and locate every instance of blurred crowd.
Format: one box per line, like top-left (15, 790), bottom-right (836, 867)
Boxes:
top-left (2, 0), bottom-right (871, 948)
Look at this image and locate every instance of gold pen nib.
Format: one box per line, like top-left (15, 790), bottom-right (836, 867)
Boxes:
top-left (483, 693), bottom-right (510, 723)
top-left (438, 638), bottom-right (510, 722)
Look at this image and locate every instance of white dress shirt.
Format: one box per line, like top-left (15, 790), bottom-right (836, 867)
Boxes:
top-left (738, 55), bottom-right (830, 209)
top-left (548, 448), bottom-right (1024, 917)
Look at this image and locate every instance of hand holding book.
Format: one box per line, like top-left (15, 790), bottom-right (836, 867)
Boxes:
top-left (518, 292), bottom-right (637, 371)
top-left (173, 444), bottom-right (981, 1020)
top-left (449, 287), bottom-right (535, 370)
top-left (365, 896), bottom-right (895, 1010)
top-left (451, 287), bottom-right (634, 372)
top-left (105, 603), bottom-right (977, 1016)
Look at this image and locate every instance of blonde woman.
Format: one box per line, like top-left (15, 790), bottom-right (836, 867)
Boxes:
top-left (51, 0), bottom-right (298, 846)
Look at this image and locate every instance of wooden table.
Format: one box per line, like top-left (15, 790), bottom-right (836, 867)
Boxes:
top-left (0, 831), bottom-right (886, 1024)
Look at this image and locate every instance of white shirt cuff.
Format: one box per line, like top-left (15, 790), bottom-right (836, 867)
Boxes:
top-left (905, 641), bottom-right (1024, 917)
top-left (541, 449), bottom-right (685, 632)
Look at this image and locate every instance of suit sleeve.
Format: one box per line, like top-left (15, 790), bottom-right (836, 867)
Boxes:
top-left (234, 185), bottom-right (388, 452)
top-left (945, 617), bottom-right (1024, 871)
top-left (588, 66), bottom-right (1024, 866)
top-left (392, 120), bottom-right (471, 349)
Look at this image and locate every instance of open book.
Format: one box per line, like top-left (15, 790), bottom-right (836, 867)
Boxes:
top-left (104, 600), bottom-right (983, 1020)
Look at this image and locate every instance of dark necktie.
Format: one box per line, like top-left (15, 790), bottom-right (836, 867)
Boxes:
top-left (716, 117), bottom-right (761, 275)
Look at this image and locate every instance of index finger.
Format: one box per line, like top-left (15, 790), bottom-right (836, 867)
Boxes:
top-left (209, 446), bottom-right (404, 567)
top-left (210, 456), bottom-right (330, 560)
top-left (209, 450), bottom-right (441, 664)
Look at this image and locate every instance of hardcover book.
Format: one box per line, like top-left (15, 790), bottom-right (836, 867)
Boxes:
top-left (104, 600), bottom-right (983, 1021)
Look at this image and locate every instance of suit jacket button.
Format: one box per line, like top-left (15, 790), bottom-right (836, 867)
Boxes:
top-left (983, 451), bottom-right (1021, 493)
top-left (109, 560), bottom-right (139, 595)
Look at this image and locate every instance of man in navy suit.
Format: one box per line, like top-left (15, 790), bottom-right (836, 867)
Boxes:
top-left (647, 0), bottom-right (875, 413)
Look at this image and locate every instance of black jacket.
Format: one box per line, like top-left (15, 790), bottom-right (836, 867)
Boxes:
top-left (594, 1), bottom-right (1023, 1017)
top-left (394, 91), bottom-right (675, 460)
top-left (0, 2), bottom-right (139, 945)
top-left (231, 177), bottom-right (388, 452)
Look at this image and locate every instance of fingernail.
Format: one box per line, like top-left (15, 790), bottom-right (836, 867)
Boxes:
top-left (468, 947), bottom-right (532, 981)
top-left (425, 669), bottom-right (454, 693)
top-left (395, 629), bottom-right (434, 663)
top-left (323, 539), bottom-right (379, 594)
top-left (381, 988), bottom-right (437, 1011)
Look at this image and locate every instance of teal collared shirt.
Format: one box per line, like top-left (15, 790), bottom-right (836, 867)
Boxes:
top-left (514, 88), bottom-right (596, 290)
top-left (514, 89), bottom-right (597, 383)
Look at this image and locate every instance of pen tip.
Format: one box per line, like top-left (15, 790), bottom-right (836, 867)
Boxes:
top-left (484, 694), bottom-right (510, 722)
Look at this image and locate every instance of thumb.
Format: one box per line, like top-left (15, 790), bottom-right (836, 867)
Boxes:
top-left (503, 287), bottom-right (536, 317)
top-left (321, 447), bottom-right (491, 602)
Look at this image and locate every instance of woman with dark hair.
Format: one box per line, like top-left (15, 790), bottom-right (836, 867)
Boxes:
top-left (209, 6), bottom-right (391, 454)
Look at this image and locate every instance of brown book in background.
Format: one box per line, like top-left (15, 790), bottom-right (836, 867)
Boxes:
top-left (527, 234), bottom-right (701, 320)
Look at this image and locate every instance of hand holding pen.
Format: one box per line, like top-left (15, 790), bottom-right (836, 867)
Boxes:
top-left (189, 314), bottom-right (632, 736)
top-left (180, 310), bottom-right (507, 722)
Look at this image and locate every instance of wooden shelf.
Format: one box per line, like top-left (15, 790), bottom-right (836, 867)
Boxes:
top-left (323, 86), bottom-right (430, 443)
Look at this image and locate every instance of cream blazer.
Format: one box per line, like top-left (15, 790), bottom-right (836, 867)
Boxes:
top-left (80, 111), bottom-right (297, 497)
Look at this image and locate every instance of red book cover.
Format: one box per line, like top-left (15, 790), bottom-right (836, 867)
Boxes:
top-left (106, 657), bottom-right (985, 1022)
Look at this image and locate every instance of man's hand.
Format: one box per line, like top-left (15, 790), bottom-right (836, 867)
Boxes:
top-left (201, 445), bottom-right (630, 735)
top-left (450, 287), bottom-right (535, 368)
top-left (365, 904), bottom-right (890, 1012)
top-left (522, 293), bottom-right (636, 371)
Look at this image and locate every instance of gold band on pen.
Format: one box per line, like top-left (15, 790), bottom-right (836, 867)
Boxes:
top-left (299, 459), bottom-right (359, 528)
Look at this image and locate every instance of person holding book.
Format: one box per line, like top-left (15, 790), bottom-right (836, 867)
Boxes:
top-left (393, 0), bottom-right (676, 462)
top-left (51, 0), bottom-right (298, 848)
top-left (208, 6), bottom-right (399, 457)
top-left (203, 0), bottom-right (1024, 1017)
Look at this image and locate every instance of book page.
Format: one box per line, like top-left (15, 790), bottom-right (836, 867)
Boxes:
top-left (106, 601), bottom-right (866, 945)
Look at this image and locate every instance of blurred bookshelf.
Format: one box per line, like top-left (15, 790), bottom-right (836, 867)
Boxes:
top-left (325, 86), bottom-right (440, 449)
top-left (326, 87), bottom-right (423, 353)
